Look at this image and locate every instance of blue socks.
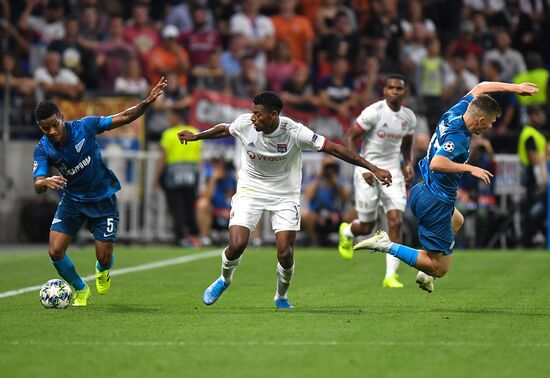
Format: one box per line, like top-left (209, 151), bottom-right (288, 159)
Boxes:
top-left (96, 254), bottom-right (114, 272)
top-left (51, 255), bottom-right (86, 290)
top-left (388, 243), bottom-right (419, 267)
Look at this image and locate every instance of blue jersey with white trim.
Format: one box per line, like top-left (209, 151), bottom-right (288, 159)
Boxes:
top-left (33, 116), bottom-right (121, 202)
top-left (418, 94), bottom-right (473, 204)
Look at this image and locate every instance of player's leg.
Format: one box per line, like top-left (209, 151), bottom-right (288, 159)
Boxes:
top-left (271, 198), bottom-right (301, 309)
top-left (301, 207), bottom-right (320, 246)
top-left (339, 173), bottom-right (379, 260)
top-left (203, 193), bottom-right (262, 305)
top-left (86, 195), bottom-right (119, 296)
top-left (383, 209), bottom-right (404, 288)
top-left (49, 197), bottom-right (90, 305)
top-left (196, 196), bottom-right (214, 246)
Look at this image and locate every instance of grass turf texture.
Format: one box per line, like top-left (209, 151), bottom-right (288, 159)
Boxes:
top-left (0, 246), bottom-right (549, 378)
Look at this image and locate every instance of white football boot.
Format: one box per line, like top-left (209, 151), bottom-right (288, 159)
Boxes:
top-left (416, 271), bottom-right (434, 293)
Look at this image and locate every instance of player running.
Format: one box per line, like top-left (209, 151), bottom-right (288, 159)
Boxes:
top-left (338, 74), bottom-right (417, 289)
top-left (32, 77), bottom-right (168, 306)
top-left (178, 91), bottom-right (392, 309)
top-left (354, 81), bottom-right (538, 293)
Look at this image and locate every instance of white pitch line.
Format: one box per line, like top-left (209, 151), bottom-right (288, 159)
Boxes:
top-left (0, 250), bottom-right (221, 299)
top-left (3, 340), bottom-right (550, 348)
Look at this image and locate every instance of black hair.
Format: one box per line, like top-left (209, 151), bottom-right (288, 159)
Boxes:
top-left (253, 91), bottom-right (283, 113)
top-left (34, 100), bottom-right (61, 122)
top-left (385, 73), bottom-right (407, 86)
top-left (470, 94), bottom-right (502, 117)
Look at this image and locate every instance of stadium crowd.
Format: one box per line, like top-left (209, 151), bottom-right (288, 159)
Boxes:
top-left (2, 0), bottom-right (550, 247)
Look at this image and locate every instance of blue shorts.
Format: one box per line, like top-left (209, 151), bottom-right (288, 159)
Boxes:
top-left (409, 182), bottom-right (455, 254)
top-left (50, 194), bottom-right (119, 242)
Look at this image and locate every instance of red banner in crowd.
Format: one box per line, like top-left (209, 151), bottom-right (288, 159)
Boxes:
top-left (189, 90), bottom-right (353, 141)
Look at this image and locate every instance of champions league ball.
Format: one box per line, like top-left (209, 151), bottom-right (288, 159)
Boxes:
top-left (39, 279), bottom-right (73, 309)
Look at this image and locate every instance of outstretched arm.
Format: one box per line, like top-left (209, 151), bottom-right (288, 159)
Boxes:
top-left (469, 81), bottom-right (538, 97)
top-left (109, 77), bottom-right (168, 130)
top-left (322, 139), bottom-right (392, 186)
top-left (33, 175), bottom-right (67, 194)
top-left (178, 123), bottom-right (231, 144)
top-left (430, 154), bottom-right (493, 184)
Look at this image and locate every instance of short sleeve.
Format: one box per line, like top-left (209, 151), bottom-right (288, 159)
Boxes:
top-left (406, 110), bottom-right (417, 135)
top-left (435, 133), bottom-right (467, 160)
top-left (355, 105), bottom-right (380, 132)
top-left (82, 116), bottom-right (113, 135)
top-left (296, 124), bottom-right (327, 151)
top-left (33, 143), bottom-right (49, 179)
top-left (447, 94), bottom-right (474, 117)
top-left (228, 114), bottom-right (251, 138)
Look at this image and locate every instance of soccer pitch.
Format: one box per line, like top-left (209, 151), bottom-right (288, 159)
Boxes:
top-left (1, 246), bottom-right (549, 378)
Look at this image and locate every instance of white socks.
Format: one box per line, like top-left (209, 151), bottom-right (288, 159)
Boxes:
top-left (343, 224), bottom-right (354, 238)
top-left (221, 247), bottom-right (241, 284)
top-left (385, 253), bottom-right (400, 278)
top-left (275, 263), bottom-right (295, 300)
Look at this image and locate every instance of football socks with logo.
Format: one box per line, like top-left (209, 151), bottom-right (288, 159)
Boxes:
top-left (275, 263), bottom-right (294, 300)
top-left (221, 248), bottom-right (241, 284)
top-left (51, 254), bottom-right (86, 291)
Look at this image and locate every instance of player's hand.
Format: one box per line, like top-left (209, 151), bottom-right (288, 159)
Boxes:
top-left (374, 168), bottom-right (392, 187)
top-left (44, 176), bottom-right (67, 190)
top-left (470, 166), bottom-right (494, 184)
top-left (362, 172), bottom-right (375, 186)
top-left (147, 77), bottom-right (168, 103)
top-left (177, 129), bottom-right (197, 144)
top-left (515, 82), bottom-right (539, 96)
top-left (403, 163), bottom-right (414, 184)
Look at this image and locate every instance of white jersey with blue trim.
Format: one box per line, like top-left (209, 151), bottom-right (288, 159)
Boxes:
top-left (419, 94), bottom-right (474, 204)
top-left (229, 114), bottom-right (327, 198)
top-left (33, 116), bottom-right (121, 202)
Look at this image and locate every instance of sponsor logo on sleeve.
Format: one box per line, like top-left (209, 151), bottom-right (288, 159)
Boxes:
top-left (33, 160), bottom-right (37, 173)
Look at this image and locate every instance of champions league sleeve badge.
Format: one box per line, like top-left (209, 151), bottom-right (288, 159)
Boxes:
top-left (443, 141), bottom-right (455, 152)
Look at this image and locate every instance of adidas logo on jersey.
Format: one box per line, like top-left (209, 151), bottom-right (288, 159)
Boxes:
top-left (75, 138), bottom-right (85, 153)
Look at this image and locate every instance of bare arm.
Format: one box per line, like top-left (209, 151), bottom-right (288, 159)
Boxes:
top-left (469, 81), bottom-right (539, 97)
top-left (178, 123), bottom-right (231, 144)
top-left (342, 123), bottom-right (364, 150)
top-left (109, 77), bottom-right (168, 129)
top-left (322, 139), bottom-right (392, 186)
top-left (401, 134), bottom-right (414, 183)
top-left (33, 175), bottom-right (67, 194)
top-left (430, 154), bottom-right (493, 184)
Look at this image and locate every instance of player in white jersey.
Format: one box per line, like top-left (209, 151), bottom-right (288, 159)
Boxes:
top-left (338, 74), bottom-right (417, 288)
top-left (178, 91), bottom-right (392, 309)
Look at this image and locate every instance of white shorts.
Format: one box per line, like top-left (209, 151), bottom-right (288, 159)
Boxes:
top-left (229, 192), bottom-right (301, 233)
top-left (354, 169), bottom-right (407, 222)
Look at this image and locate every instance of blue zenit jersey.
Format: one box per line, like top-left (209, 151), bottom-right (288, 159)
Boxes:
top-left (33, 116), bottom-right (121, 202)
top-left (418, 94), bottom-right (474, 204)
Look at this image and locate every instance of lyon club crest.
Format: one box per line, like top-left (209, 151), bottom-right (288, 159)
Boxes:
top-left (277, 144), bottom-right (287, 153)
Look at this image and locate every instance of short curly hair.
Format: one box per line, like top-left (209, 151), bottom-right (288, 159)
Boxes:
top-left (34, 100), bottom-right (61, 122)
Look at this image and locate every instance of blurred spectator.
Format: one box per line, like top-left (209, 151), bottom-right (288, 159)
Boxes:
top-left (0, 52), bottom-right (36, 126)
top-left (271, 0), bottom-right (315, 65)
top-left (442, 52), bottom-right (479, 107)
top-left (447, 20), bottom-right (483, 61)
top-left (280, 60), bottom-right (319, 112)
top-left (361, 0), bottom-right (403, 65)
top-left (165, 0), bottom-right (215, 32)
top-left (484, 29), bottom-right (526, 82)
top-left (353, 55), bottom-right (385, 108)
top-left (400, 0), bottom-right (436, 42)
top-left (196, 156), bottom-right (236, 247)
top-left (318, 56), bottom-right (357, 118)
top-left (399, 23), bottom-right (427, 77)
top-left (180, 5), bottom-right (222, 68)
top-left (207, 0), bottom-right (239, 39)
top-left (482, 59), bottom-right (520, 152)
top-left (301, 156), bottom-right (350, 246)
top-left (0, 18), bottom-right (30, 63)
top-left (114, 57), bottom-right (149, 95)
top-left (95, 16), bottom-right (137, 91)
top-left (77, 3), bottom-right (106, 50)
top-left (149, 71), bottom-right (193, 139)
top-left (147, 24), bottom-right (190, 88)
top-left (230, 53), bottom-right (264, 98)
top-left (265, 39), bottom-right (295, 92)
top-left (471, 11), bottom-right (496, 52)
top-left (220, 33), bottom-right (246, 78)
top-left (33, 50), bottom-right (84, 99)
top-left (48, 17), bottom-right (98, 89)
top-left (191, 49), bottom-right (229, 93)
top-left (513, 52), bottom-right (549, 109)
top-left (455, 135), bottom-right (497, 247)
top-left (415, 38), bottom-right (447, 132)
top-left (314, 0), bottom-right (357, 38)
top-left (518, 105), bottom-right (548, 247)
top-left (18, 0), bottom-right (65, 45)
top-left (154, 110), bottom-right (202, 247)
top-left (229, 0), bottom-right (275, 73)
top-left (123, 2), bottom-right (160, 70)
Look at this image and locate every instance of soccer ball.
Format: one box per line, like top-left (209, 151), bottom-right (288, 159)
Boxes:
top-left (39, 279), bottom-right (73, 309)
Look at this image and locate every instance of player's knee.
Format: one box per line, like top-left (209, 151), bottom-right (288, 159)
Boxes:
top-left (358, 221), bottom-right (375, 234)
top-left (387, 216), bottom-right (402, 231)
top-left (277, 245), bottom-right (293, 262)
top-left (196, 197), bottom-right (211, 213)
top-left (48, 247), bottom-right (65, 261)
top-left (228, 235), bottom-right (248, 253)
top-left (452, 211), bottom-right (464, 233)
top-left (432, 265), bottom-right (449, 278)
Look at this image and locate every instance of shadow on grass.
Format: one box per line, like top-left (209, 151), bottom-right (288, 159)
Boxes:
top-left (431, 307), bottom-right (550, 316)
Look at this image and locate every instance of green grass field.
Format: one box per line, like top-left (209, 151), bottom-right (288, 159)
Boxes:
top-left (1, 246), bottom-right (549, 378)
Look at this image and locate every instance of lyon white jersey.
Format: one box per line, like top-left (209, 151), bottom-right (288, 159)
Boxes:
top-left (229, 114), bottom-right (327, 198)
top-left (355, 100), bottom-right (417, 173)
